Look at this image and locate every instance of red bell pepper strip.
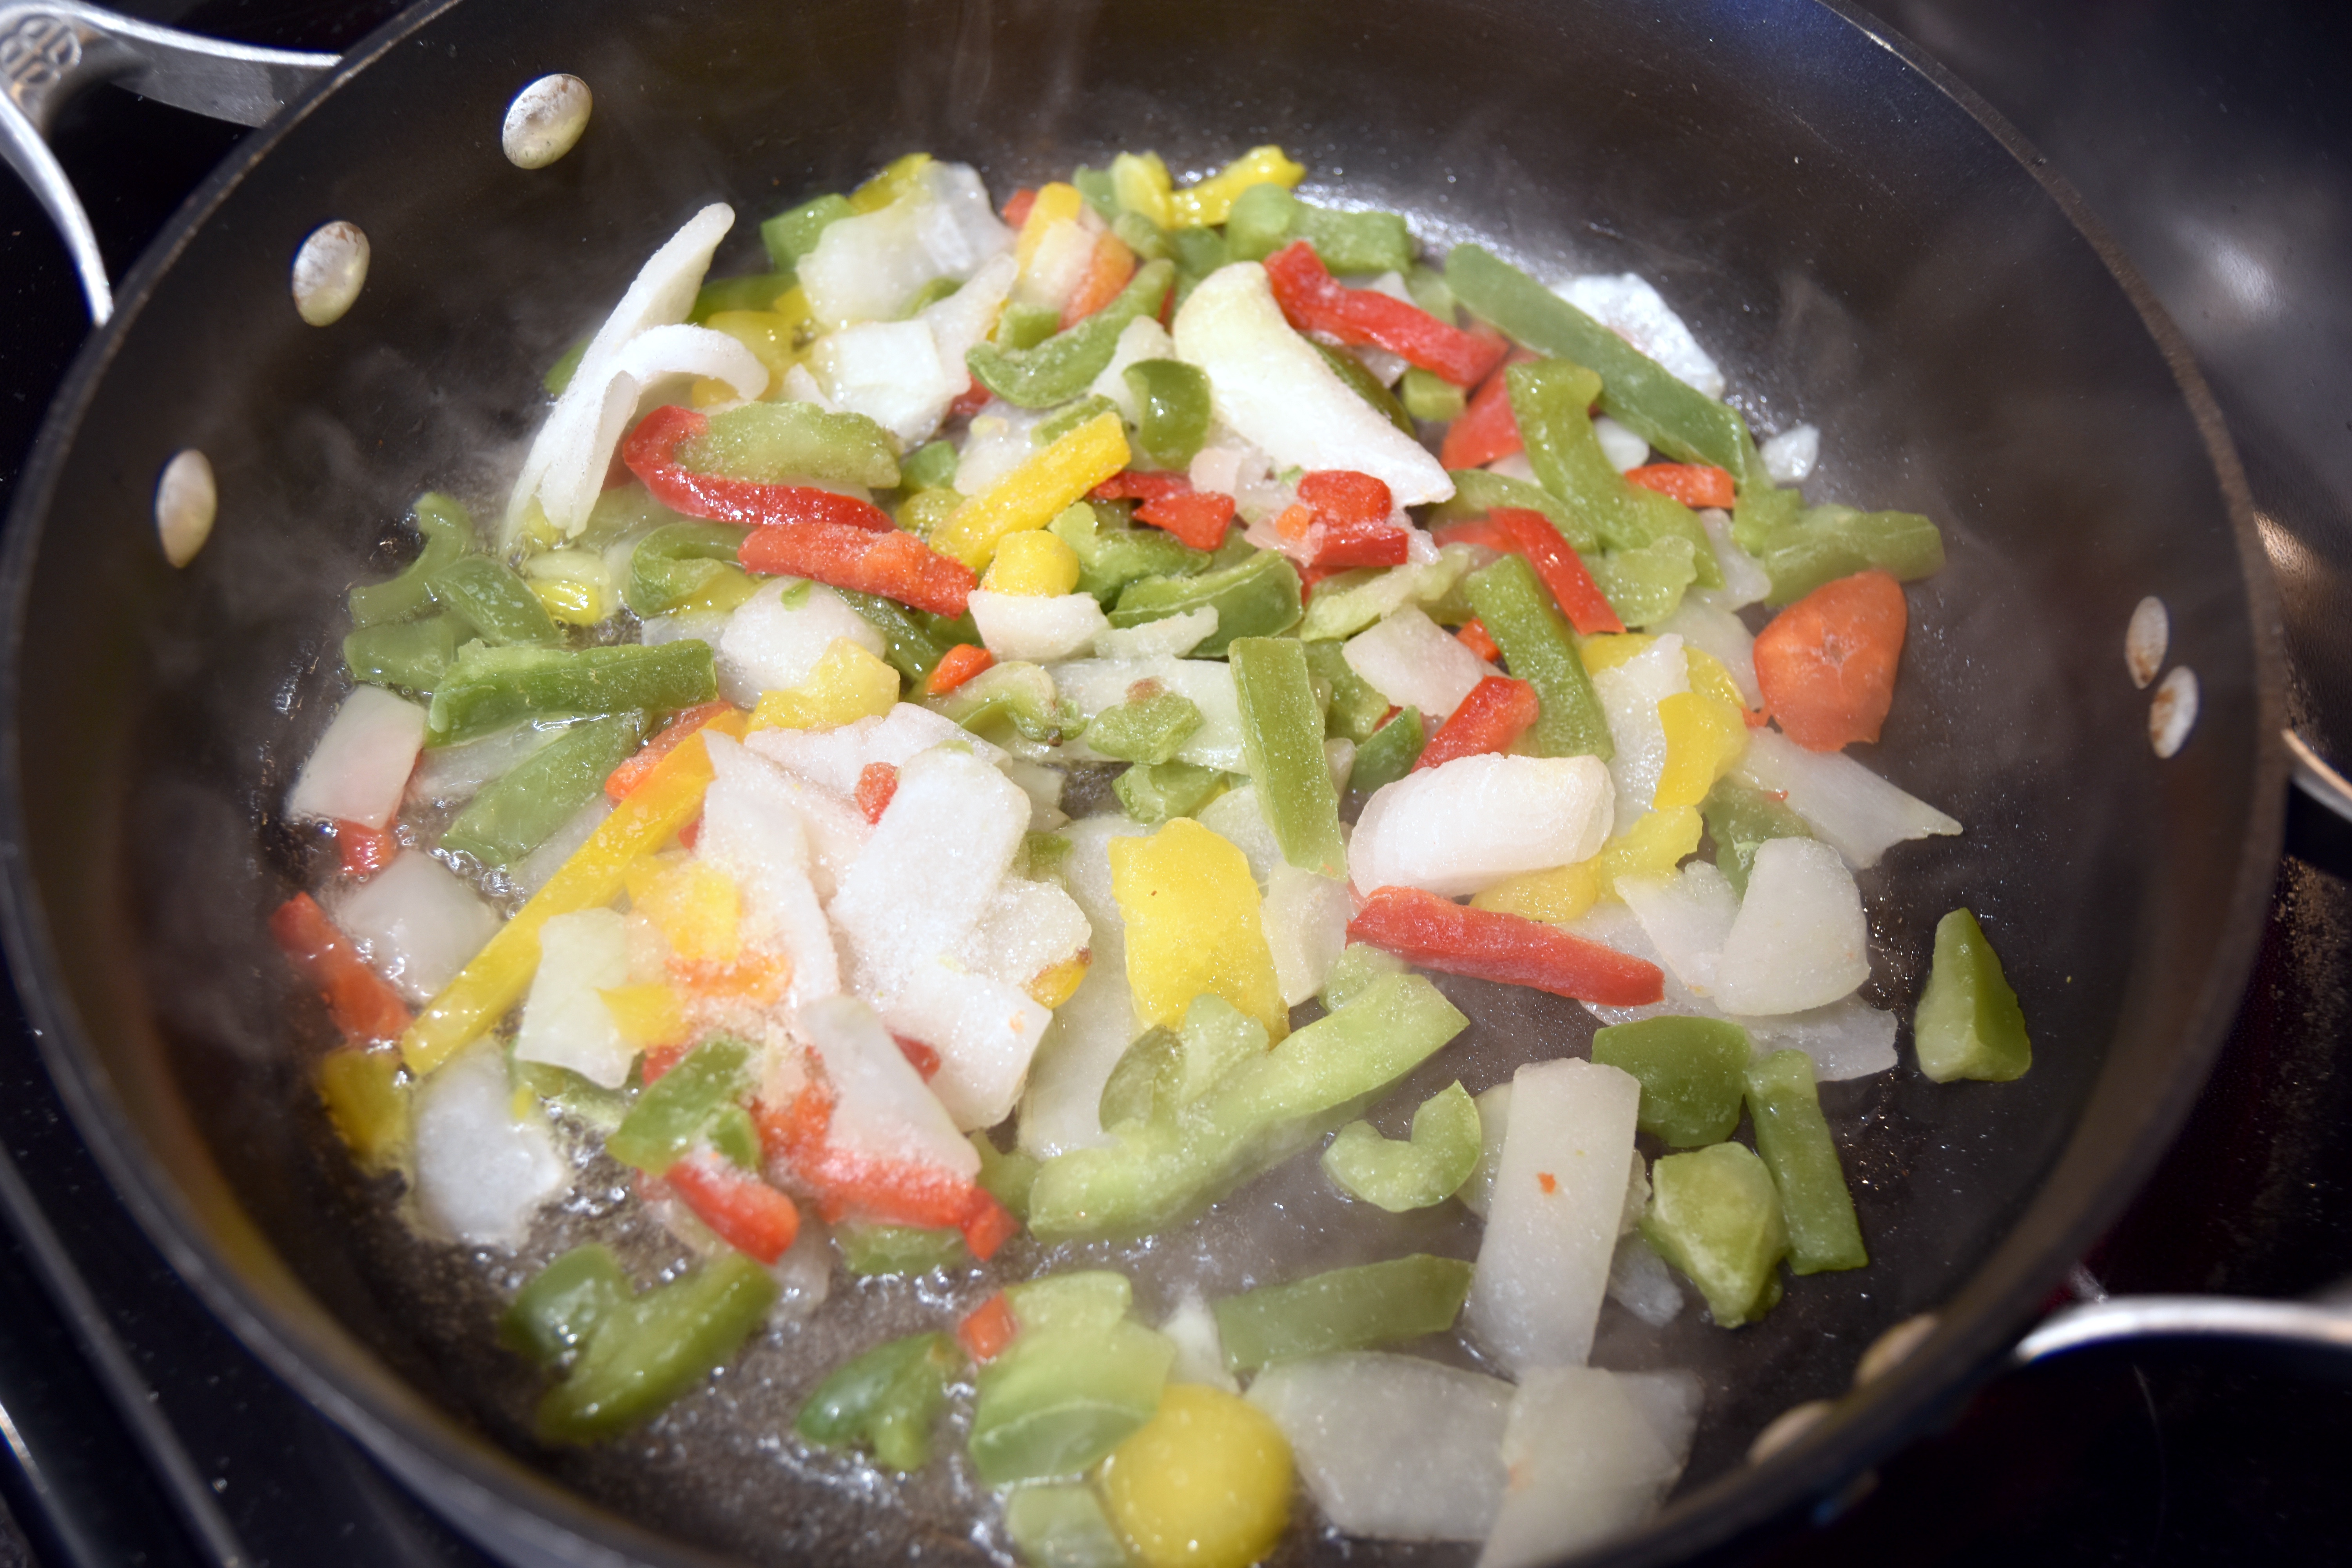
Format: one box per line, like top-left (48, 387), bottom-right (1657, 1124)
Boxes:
top-left (736, 517), bottom-right (976, 617)
top-left (892, 1034), bottom-right (942, 1081)
top-left (961, 1194), bottom-right (1020, 1262)
top-left (1624, 462), bottom-right (1737, 510)
top-left (625, 404), bottom-right (895, 533)
top-left (606, 700), bottom-right (734, 802)
top-left (1297, 468), bottom-right (1393, 526)
top-left (1751, 568), bottom-right (1907, 752)
top-left (1137, 489), bottom-right (1236, 551)
top-left (661, 1151), bottom-right (802, 1265)
top-left (1413, 674), bottom-right (1539, 771)
top-left (1482, 507), bottom-right (1626, 635)
top-left (1263, 241), bottom-right (1507, 387)
top-left (755, 1071), bottom-right (1014, 1258)
top-left (270, 893), bottom-right (414, 1045)
top-left (855, 762), bottom-right (900, 824)
top-left (923, 644), bottom-right (994, 696)
top-left (947, 377), bottom-right (993, 421)
top-left (334, 820), bottom-right (397, 880)
top-left (1093, 470), bottom-right (1190, 504)
top-left (1061, 231), bottom-right (1138, 329)
top-left (1440, 358), bottom-right (1527, 468)
top-left (1455, 618), bottom-right (1501, 663)
top-left (1347, 885), bottom-right (1665, 1007)
top-left (1001, 187), bottom-right (1038, 228)
top-left (1307, 520), bottom-right (1410, 572)
top-left (958, 1292), bottom-right (1018, 1361)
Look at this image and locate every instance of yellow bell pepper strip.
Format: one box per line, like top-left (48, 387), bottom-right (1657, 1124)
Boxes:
top-left (1099, 1385), bottom-right (1293, 1568)
top-left (1744, 1048), bottom-right (1869, 1274)
top-left (1111, 818), bottom-right (1289, 1042)
top-left (796, 1331), bottom-right (958, 1471)
top-left (1653, 687), bottom-right (1750, 809)
top-left (1109, 151), bottom-right (1176, 229)
top-left (1913, 907), bottom-right (2033, 1083)
top-left (398, 715), bottom-right (745, 1075)
top-left (747, 637), bottom-right (901, 730)
top-left (534, 1252), bottom-right (778, 1444)
top-left (315, 1045), bottom-right (408, 1174)
top-left (1591, 1015), bottom-right (1753, 1148)
top-left (850, 151), bottom-right (932, 213)
top-left (1464, 553), bottom-right (1615, 761)
top-left (1470, 860), bottom-right (1600, 926)
top-left (932, 410), bottom-right (1131, 571)
top-left (1640, 1142), bottom-right (1789, 1328)
top-left (983, 529), bottom-right (1082, 596)
top-left (1446, 242), bottom-right (1766, 486)
top-left (1319, 1081), bottom-right (1482, 1212)
top-left (1014, 180), bottom-right (1087, 274)
top-left (966, 259), bottom-right (1175, 408)
top-left (349, 491), bottom-right (470, 627)
top-left (1025, 972), bottom-right (1467, 1241)
top-left (1229, 637), bottom-right (1347, 878)
top-left (1167, 144), bottom-right (1306, 229)
top-left (1592, 806), bottom-right (1704, 899)
top-left (1212, 1254), bottom-right (1475, 1371)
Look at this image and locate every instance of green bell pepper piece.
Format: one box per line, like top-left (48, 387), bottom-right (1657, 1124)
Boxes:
top-left (1100, 996), bottom-right (1269, 1131)
top-left (1070, 164), bottom-right (1118, 220)
top-left (1083, 685), bottom-right (1204, 765)
top-left (1591, 1015), bottom-right (1754, 1148)
top-left (1301, 639), bottom-right (1388, 742)
top-left (543, 338), bottom-right (589, 398)
top-left (440, 713), bottom-right (645, 866)
top-left (1295, 549), bottom-right (1475, 643)
top-left (1399, 367), bottom-right (1467, 423)
top-left (901, 275), bottom-right (962, 318)
top-left (1913, 908), bottom-right (2032, 1083)
top-left (1167, 226), bottom-right (1228, 310)
top-left (1701, 777), bottom-right (1814, 898)
top-left (968, 1318), bottom-right (1174, 1485)
top-left (1590, 536), bottom-right (1702, 630)
top-left (1310, 339), bottom-right (1415, 436)
top-left (897, 487), bottom-right (964, 540)
top-left (427, 553), bottom-right (561, 646)
top-left (1110, 549), bottom-right (1302, 653)
top-left (1026, 973), bottom-right (1469, 1241)
top-left (972, 1131), bottom-right (1040, 1220)
top-left (1112, 209), bottom-right (1171, 261)
top-left (603, 1035), bottom-right (755, 1176)
top-left (1007, 1270), bottom-right (1136, 1336)
top-left (900, 438), bottom-right (960, 492)
top-left (967, 260), bottom-right (1176, 408)
top-left (1744, 1049), bottom-right (1867, 1274)
top-left (1229, 636), bottom-right (1346, 877)
top-left (998, 301), bottom-right (1063, 351)
top-left (926, 661), bottom-right (1076, 745)
top-left (1003, 1483), bottom-right (1131, 1568)
top-left (1506, 359), bottom-right (1719, 591)
top-left (690, 271), bottom-right (796, 321)
top-left (1033, 394), bottom-right (1120, 447)
top-left (350, 493), bottom-right (474, 628)
top-left (1464, 552), bottom-right (1615, 760)
top-left (1730, 481), bottom-right (1804, 555)
top-left (1098, 1025), bottom-right (1183, 1131)
top-left (1446, 243), bottom-right (1763, 485)
top-left (1223, 183), bottom-right (1415, 276)
top-left (675, 400), bottom-right (901, 489)
top-left (1751, 503), bottom-right (1946, 606)
top-left (1112, 760), bottom-right (1230, 825)
top-left (1124, 358), bottom-right (1212, 470)
top-left (796, 1330), bottom-right (957, 1472)
top-left (425, 639), bottom-right (717, 746)
top-left (1640, 1142), bottom-right (1789, 1328)
top-left (535, 1252), bottom-right (777, 1444)
top-left (1318, 942), bottom-right (1406, 1011)
top-left (1213, 1254), bottom-right (1475, 1372)
top-left (345, 612), bottom-right (466, 694)
top-left (1433, 468), bottom-right (1596, 554)
top-left (500, 1244), bottom-right (627, 1367)
top-left (1319, 1081), bottom-right (1483, 1212)
top-left (761, 192), bottom-right (853, 272)
top-left (513, 1056), bottom-right (631, 1132)
top-left (624, 522), bottom-right (751, 618)
top-left (837, 1223), bottom-right (968, 1276)
top-left (1050, 501), bottom-right (1210, 605)
top-left (835, 588), bottom-right (958, 686)
top-left (1347, 707), bottom-right (1425, 795)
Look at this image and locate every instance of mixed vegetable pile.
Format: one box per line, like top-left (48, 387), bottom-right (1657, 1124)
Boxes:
top-left (272, 145), bottom-right (2034, 1566)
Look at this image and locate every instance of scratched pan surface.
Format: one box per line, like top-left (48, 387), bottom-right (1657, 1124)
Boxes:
top-left (0, 0), bottom-right (2283, 1563)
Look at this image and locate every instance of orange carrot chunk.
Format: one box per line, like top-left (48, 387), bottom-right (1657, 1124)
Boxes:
top-left (1751, 569), bottom-right (1908, 753)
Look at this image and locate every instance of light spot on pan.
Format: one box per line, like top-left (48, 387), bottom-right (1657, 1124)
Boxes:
top-left (2125, 595), bottom-right (2168, 688)
top-left (2150, 665), bottom-right (2199, 759)
top-left (292, 221), bottom-right (369, 325)
top-left (503, 74), bottom-right (592, 169)
top-left (1853, 1312), bottom-right (1936, 1388)
top-left (155, 450), bottom-right (216, 567)
top-left (1747, 1399), bottom-right (1832, 1464)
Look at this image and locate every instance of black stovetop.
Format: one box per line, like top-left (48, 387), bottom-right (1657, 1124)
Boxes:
top-left (2, 1), bottom-right (2348, 1563)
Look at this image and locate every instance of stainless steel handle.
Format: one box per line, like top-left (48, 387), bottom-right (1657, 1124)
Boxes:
top-left (2287, 728), bottom-right (2352, 826)
top-left (2014, 1288), bottom-right (2352, 1366)
top-left (0, 0), bottom-right (337, 323)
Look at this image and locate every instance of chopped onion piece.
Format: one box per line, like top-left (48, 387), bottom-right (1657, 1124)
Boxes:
top-left (1760, 423), bottom-right (1821, 484)
top-left (331, 850), bottom-right (498, 1004)
top-left (1349, 753), bottom-right (1615, 899)
top-left (1017, 816), bottom-right (1149, 1157)
top-left (1093, 606), bottom-right (1218, 661)
top-left (702, 734), bottom-right (843, 1009)
top-left (287, 686), bottom-right (428, 830)
top-left (799, 162), bottom-right (1013, 329)
top-left (956, 876), bottom-right (1091, 992)
top-left (720, 578), bottom-right (889, 701)
top-left (1479, 1367), bottom-right (1702, 1568)
top-left (1159, 1290), bottom-right (1238, 1393)
top-left (970, 589), bottom-right (1112, 664)
top-left (747, 704), bottom-right (1004, 798)
top-left (1247, 1352), bottom-right (1512, 1542)
top-left (1606, 1234), bottom-right (1685, 1327)
top-left (1343, 605), bottom-right (1492, 722)
top-left (1617, 860), bottom-right (1740, 998)
top-left (412, 1039), bottom-right (568, 1248)
top-left (1592, 415), bottom-right (1649, 473)
top-left (1265, 864), bottom-right (1352, 1006)
top-left (514, 909), bottom-right (633, 1087)
top-left (1733, 726), bottom-right (1962, 869)
top-left (1592, 633), bottom-right (1688, 833)
top-left (1196, 785), bottom-right (1284, 888)
top-left (1460, 1081), bottom-right (1512, 1219)
top-left (797, 993), bottom-right (980, 1176)
top-left (1655, 590), bottom-right (1762, 705)
top-left (1711, 838), bottom-right (1871, 1016)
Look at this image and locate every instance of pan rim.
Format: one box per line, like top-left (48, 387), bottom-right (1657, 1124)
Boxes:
top-left (0, 0), bottom-right (2293, 1564)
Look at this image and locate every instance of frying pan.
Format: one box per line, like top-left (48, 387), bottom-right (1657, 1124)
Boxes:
top-left (0, 0), bottom-right (2307, 1561)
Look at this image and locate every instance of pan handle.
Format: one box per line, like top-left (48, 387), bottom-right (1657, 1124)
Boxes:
top-left (2285, 729), bottom-right (2352, 879)
top-left (0, 0), bottom-right (338, 323)
top-left (2013, 1290), bottom-right (2352, 1366)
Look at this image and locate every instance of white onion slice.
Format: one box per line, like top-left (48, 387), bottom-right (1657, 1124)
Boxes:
top-left (969, 590), bottom-right (1112, 664)
top-left (1711, 838), bottom-right (1871, 1016)
top-left (287, 686), bottom-right (428, 830)
top-left (1248, 1353), bottom-right (1512, 1542)
top-left (1348, 753), bottom-right (1614, 899)
top-left (1265, 864), bottom-right (1352, 1006)
top-left (1342, 605), bottom-right (1492, 722)
top-left (797, 993), bottom-right (980, 1176)
top-left (1617, 860), bottom-right (1740, 998)
top-left (1733, 726), bottom-right (1962, 869)
top-left (329, 850), bottom-right (498, 1004)
top-left (1592, 634), bottom-right (1689, 833)
top-left (1760, 423), bottom-right (1821, 484)
top-left (514, 909), bottom-right (633, 1087)
top-left (411, 1040), bottom-right (568, 1248)
top-left (719, 578), bottom-right (888, 700)
top-left (1016, 816), bottom-right (1149, 1157)
top-left (1479, 1367), bottom-right (1702, 1568)
top-left (1654, 592), bottom-right (1762, 705)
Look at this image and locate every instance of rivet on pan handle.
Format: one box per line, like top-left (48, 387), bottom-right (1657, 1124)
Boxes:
top-left (0, 0), bottom-right (338, 323)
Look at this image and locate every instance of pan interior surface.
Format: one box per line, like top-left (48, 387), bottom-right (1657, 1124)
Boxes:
top-left (0, 0), bottom-right (2278, 1563)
